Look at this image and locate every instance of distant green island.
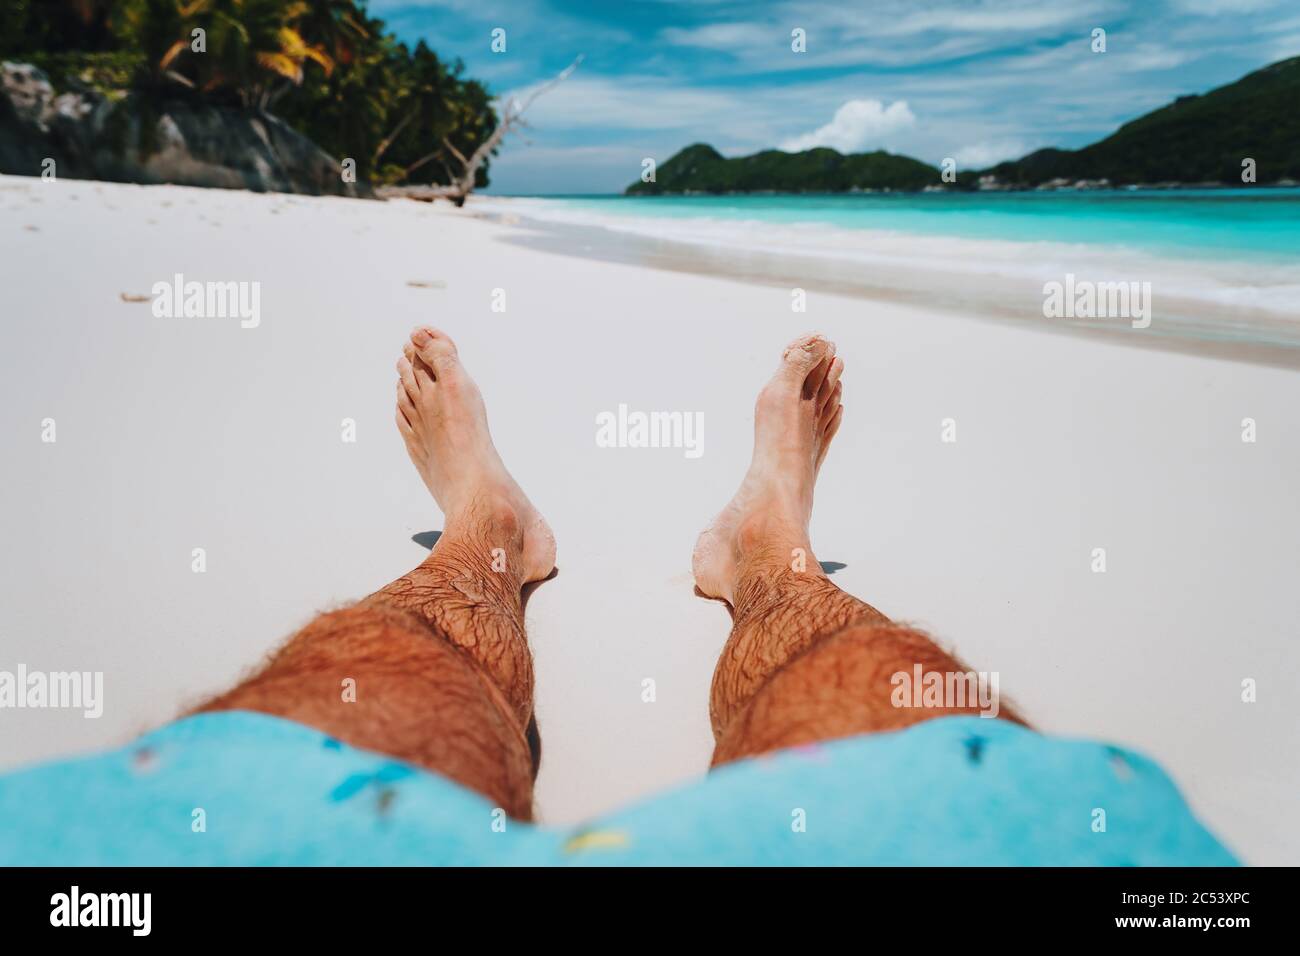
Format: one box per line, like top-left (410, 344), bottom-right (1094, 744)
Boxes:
top-left (627, 56), bottom-right (1300, 194)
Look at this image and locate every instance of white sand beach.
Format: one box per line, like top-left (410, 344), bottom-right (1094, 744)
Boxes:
top-left (1, 175), bottom-right (1297, 863)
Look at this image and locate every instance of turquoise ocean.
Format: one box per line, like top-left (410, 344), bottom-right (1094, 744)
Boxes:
top-left (521, 188), bottom-right (1300, 263)
top-left (478, 189), bottom-right (1300, 354)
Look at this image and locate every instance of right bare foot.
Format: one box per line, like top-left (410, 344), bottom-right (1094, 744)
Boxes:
top-left (396, 327), bottom-right (556, 584)
top-left (692, 334), bottom-right (844, 604)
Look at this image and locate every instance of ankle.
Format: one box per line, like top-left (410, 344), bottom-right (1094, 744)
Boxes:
top-left (446, 489), bottom-right (525, 545)
top-left (433, 508), bottom-right (526, 592)
top-left (735, 509), bottom-right (810, 567)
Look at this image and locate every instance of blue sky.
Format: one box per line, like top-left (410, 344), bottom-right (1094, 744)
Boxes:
top-left (369, 0), bottom-right (1300, 194)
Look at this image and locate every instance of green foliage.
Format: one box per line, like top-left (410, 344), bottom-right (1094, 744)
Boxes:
top-left (985, 56), bottom-right (1300, 186)
top-left (3, 0), bottom-right (499, 187)
top-left (628, 143), bottom-right (939, 194)
top-left (1, 0), bottom-right (118, 58)
top-left (275, 32), bottom-right (497, 184)
top-left (20, 51), bottom-right (145, 94)
top-left (112, 0), bottom-right (192, 92)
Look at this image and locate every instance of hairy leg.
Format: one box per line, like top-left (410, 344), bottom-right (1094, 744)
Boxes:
top-left (694, 334), bottom-right (1022, 768)
top-left (197, 328), bottom-right (554, 819)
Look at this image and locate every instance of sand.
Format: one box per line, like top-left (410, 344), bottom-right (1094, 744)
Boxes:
top-left (1, 174), bottom-right (1297, 864)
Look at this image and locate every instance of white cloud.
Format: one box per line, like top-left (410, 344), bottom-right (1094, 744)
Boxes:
top-left (1107, 42), bottom-right (1197, 72)
top-left (874, 2), bottom-right (1110, 37)
top-left (654, 2), bottom-right (1116, 71)
top-left (1270, 33), bottom-right (1300, 60)
top-left (953, 139), bottom-right (1030, 167)
top-left (1169, 0), bottom-right (1283, 14)
top-left (660, 22), bottom-right (776, 50)
top-left (499, 76), bottom-right (743, 131)
top-left (779, 99), bottom-right (916, 152)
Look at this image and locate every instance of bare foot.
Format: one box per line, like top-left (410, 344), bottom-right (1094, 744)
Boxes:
top-left (692, 333), bottom-right (844, 604)
top-left (396, 327), bottom-right (556, 583)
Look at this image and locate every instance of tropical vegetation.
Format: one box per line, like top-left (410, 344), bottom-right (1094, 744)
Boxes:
top-left (0, 0), bottom-right (499, 187)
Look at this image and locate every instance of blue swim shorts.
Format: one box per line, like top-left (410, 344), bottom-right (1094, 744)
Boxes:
top-left (0, 711), bottom-right (1236, 865)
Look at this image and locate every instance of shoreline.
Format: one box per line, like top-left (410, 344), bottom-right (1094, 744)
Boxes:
top-left (618, 182), bottom-right (1300, 195)
top-left (469, 195), bottom-right (1300, 370)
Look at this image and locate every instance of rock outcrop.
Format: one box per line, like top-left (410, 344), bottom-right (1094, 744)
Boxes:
top-left (0, 62), bottom-right (372, 198)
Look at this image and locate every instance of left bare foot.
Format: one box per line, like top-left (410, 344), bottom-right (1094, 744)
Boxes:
top-left (396, 327), bottom-right (556, 583)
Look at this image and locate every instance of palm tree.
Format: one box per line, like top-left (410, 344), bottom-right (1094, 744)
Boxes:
top-left (178, 0), bottom-right (334, 109)
top-left (114, 0), bottom-right (201, 90)
top-left (273, 10), bottom-right (401, 178)
top-left (297, 0), bottom-right (368, 67)
top-left (371, 42), bottom-right (455, 170)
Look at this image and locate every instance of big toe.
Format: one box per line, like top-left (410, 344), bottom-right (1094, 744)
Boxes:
top-left (779, 333), bottom-right (833, 381)
top-left (410, 327), bottom-right (461, 374)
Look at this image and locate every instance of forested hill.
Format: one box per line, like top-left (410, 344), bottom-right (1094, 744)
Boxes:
top-left (626, 56), bottom-right (1300, 194)
top-left (985, 55), bottom-right (1300, 187)
top-left (626, 143), bottom-right (938, 194)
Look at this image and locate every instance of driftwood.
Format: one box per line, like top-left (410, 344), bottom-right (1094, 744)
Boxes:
top-left (374, 183), bottom-right (462, 202)
top-left (382, 55), bottom-right (582, 206)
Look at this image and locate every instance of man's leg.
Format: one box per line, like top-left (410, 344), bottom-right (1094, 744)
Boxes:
top-left (693, 334), bottom-right (1022, 767)
top-left (198, 328), bottom-right (555, 819)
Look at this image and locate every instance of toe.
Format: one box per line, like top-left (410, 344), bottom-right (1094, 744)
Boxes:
top-left (411, 327), bottom-right (461, 375)
top-left (396, 355), bottom-right (419, 399)
top-left (817, 357), bottom-right (844, 413)
top-left (396, 379), bottom-right (417, 422)
top-left (822, 399), bottom-right (843, 440)
top-left (817, 403), bottom-right (844, 468)
top-left (778, 333), bottom-right (832, 389)
top-left (392, 382), bottom-right (413, 434)
top-left (805, 345), bottom-right (837, 401)
top-left (412, 355), bottom-right (435, 391)
top-left (824, 380), bottom-right (842, 418)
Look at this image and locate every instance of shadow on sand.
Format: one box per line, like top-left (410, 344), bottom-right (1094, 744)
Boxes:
top-left (411, 530), bottom-right (443, 550)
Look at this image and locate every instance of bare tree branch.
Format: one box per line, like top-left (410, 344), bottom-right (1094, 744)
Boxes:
top-left (440, 136), bottom-right (468, 167)
top-left (508, 54), bottom-right (583, 116)
top-left (373, 106), bottom-right (419, 167)
top-left (402, 148), bottom-right (445, 178)
top-left (382, 55), bottom-right (583, 205)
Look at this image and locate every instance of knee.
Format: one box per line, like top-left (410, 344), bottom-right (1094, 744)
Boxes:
top-left (207, 604), bottom-right (480, 723)
top-left (201, 603), bottom-right (537, 818)
top-left (816, 621), bottom-right (955, 670)
top-left (712, 622), bottom-right (960, 765)
top-left (757, 622), bottom-right (946, 704)
top-left (274, 604), bottom-right (450, 670)
top-left (267, 605), bottom-right (520, 730)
